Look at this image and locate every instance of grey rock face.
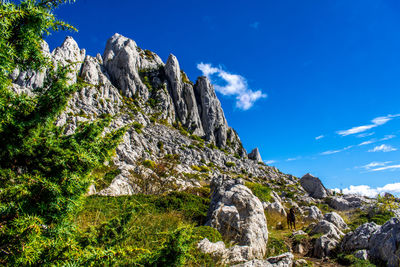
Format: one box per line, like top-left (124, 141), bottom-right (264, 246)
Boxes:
top-left (194, 76), bottom-right (228, 146)
top-left (300, 173), bottom-right (330, 199)
top-left (328, 194), bottom-right (369, 211)
top-left (354, 250), bottom-right (368, 260)
top-left (369, 217), bottom-right (400, 267)
top-left (264, 201), bottom-right (287, 217)
top-left (103, 33), bottom-right (161, 99)
top-left (165, 55), bottom-right (204, 135)
top-left (323, 212), bottom-right (348, 230)
top-left (232, 252), bottom-right (294, 267)
top-left (310, 220), bottom-right (344, 258)
top-left (205, 175), bottom-right (268, 261)
top-left (341, 222), bottom-right (380, 252)
top-left (248, 148), bottom-right (262, 162)
top-left (313, 235), bottom-right (339, 258)
top-left (304, 206), bottom-right (323, 221)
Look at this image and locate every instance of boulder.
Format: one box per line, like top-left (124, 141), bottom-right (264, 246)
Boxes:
top-left (341, 222), bottom-right (380, 252)
top-left (304, 206), bottom-right (323, 221)
top-left (309, 220), bottom-right (344, 240)
top-left (300, 173), bottom-right (330, 199)
top-left (323, 212), bottom-right (348, 230)
top-left (369, 217), bottom-right (400, 267)
top-left (204, 175), bottom-right (268, 262)
top-left (232, 252), bottom-right (294, 267)
top-left (248, 148), bottom-right (262, 162)
top-left (313, 235), bottom-right (339, 258)
top-left (354, 249), bottom-right (368, 260)
top-left (265, 201), bottom-right (287, 217)
top-left (328, 194), bottom-right (368, 211)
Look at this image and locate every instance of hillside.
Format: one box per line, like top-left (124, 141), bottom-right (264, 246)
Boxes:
top-left (7, 33), bottom-right (400, 266)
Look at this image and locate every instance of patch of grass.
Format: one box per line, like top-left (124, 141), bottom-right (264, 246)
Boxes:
top-left (224, 162), bottom-right (235, 167)
top-left (91, 163), bottom-right (121, 191)
top-left (266, 236), bottom-right (289, 257)
top-left (245, 182), bottom-right (273, 202)
top-left (348, 208), bottom-right (394, 230)
top-left (143, 159), bottom-right (156, 169)
top-left (336, 253), bottom-right (375, 266)
top-left (132, 121), bottom-right (143, 134)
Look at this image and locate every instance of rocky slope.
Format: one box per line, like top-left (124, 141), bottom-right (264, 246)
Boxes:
top-left (11, 34), bottom-right (400, 266)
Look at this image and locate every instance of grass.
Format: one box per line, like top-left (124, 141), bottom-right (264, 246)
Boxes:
top-left (245, 182), bottom-right (273, 203)
top-left (75, 192), bottom-right (219, 265)
top-left (91, 162), bottom-right (121, 191)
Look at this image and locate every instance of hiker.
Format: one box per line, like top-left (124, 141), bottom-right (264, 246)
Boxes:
top-left (287, 207), bottom-right (296, 230)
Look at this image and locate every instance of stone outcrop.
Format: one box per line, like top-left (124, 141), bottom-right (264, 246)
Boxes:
top-left (341, 222), bottom-right (380, 252)
top-left (201, 175), bottom-right (268, 264)
top-left (369, 217), bottom-right (400, 267)
top-left (310, 220), bottom-right (344, 258)
top-left (232, 252), bottom-right (294, 267)
top-left (300, 173), bottom-right (330, 199)
top-left (304, 206), bottom-right (323, 221)
top-left (323, 212), bottom-right (348, 230)
top-left (248, 148), bottom-right (262, 162)
top-left (328, 194), bottom-right (369, 211)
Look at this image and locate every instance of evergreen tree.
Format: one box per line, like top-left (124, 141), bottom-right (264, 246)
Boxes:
top-left (0, 1), bottom-right (126, 264)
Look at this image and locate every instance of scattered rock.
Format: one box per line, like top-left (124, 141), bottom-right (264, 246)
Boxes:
top-left (204, 175), bottom-right (268, 263)
top-left (248, 148), bottom-right (262, 162)
top-left (232, 252), bottom-right (294, 267)
top-left (354, 249), bottom-right (368, 260)
top-left (294, 259), bottom-right (308, 266)
top-left (309, 220), bottom-right (344, 240)
top-left (341, 222), bottom-right (380, 252)
top-left (304, 206), bottom-right (323, 222)
top-left (328, 194), bottom-right (369, 211)
top-left (323, 212), bottom-right (348, 230)
top-left (313, 234), bottom-right (339, 258)
top-left (265, 201), bottom-right (287, 217)
top-left (300, 173), bottom-right (330, 199)
top-left (369, 217), bottom-right (400, 267)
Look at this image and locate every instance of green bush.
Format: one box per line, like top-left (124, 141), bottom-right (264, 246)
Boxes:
top-left (143, 159), bottom-right (156, 169)
top-left (266, 237), bottom-right (289, 257)
top-left (225, 161), bottom-right (236, 167)
top-left (246, 182), bottom-right (273, 202)
top-left (132, 121), bottom-right (143, 134)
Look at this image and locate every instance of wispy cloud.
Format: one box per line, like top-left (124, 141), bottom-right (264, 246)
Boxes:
top-left (334, 183), bottom-right (400, 197)
top-left (197, 63), bottom-right (267, 110)
top-left (337, 114), bottom-right (400, 136)
top-left (315, 135), bottom-right (324, 140)
top-left (357, 132), bottom-right (375, 138)
top-left (358, 140), bottom-right (374, 146)
top-left (358, 161), bottom-right (392, 170)
top-left (381, 135), bottom-right (396, 141)
top-left (264, 160), bottom-right (276, 165)
top-left (286, 156), bottom-right (301, 161)
top-left (368, 144), bottom-right (397, 152)
top-left (320, 145), bottom-right (353, 155)
top-left (371, 164), bottom-right (400, 172)
top-left (249, 21), bottom-right (260, 29)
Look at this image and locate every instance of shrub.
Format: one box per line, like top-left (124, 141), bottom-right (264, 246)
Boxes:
top-left (225, 162), bottom-right (236, 167)
top-left (133, 121), bottom-right (143, 134)
top-left (143, 159), bottom-right (156, 169)
top-left (246, 182), bottom-right (273, 202)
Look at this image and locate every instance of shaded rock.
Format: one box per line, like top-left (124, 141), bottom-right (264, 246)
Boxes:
top-left (369, 217), bottom-right (400, 267)
top-left (232, 252), bottom-right (294, 267)
top-left (265, 201), bottom-right (287, 217)
top-left (294, 259), bottom-right (308, 266)
top-left (205, 175), bottom-right (268, 261)
top-left (323, 212), bottom-right (348, 230)
top-left (328, 194), bottom-right (369, 211)
top-left (313, 234), bottom-right (339, 258)
top-left (304, 206), bottom-right (323, 221)
top-left (300, 173), bottom-right (330, 199)
top-left (248, 148), bottom-right (262, 162)
top-left (309, 220), bottom-right (344, 240)
top-left (354, 249), bottom-right (368, 260)
top-left (194, 76), bottom-right (228, 146)
top-left (341, 222), bottom-right (380, 252)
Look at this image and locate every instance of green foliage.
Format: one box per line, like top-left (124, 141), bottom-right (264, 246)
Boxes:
top-left (91, 162), bottom-right (121, 191)
top-left (246, 182), bottom-right (273, 202)
top-left (191, 165), bottom-right (210, 173)
top-left (132, 121), bottom-right (143, 134)
top-left (336, 253), bottom-right (375, 266)
top-left (0, 1), bottom-right (127, 264)
top-left (266, 236), bottom-right (289, 257)
top-left (224, 161), bottom-right (236, 167)
top-left (348, 208), bottom-right (394, 230)
top-left (157, 140), bottom-right (164, 152)
top-left (180, 70), bottom-right (193, 85)
top-left (143, 159), bottom-right (156, 169)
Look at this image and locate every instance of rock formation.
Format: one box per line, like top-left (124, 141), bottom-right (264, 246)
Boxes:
top-left (248, 148), bottom-right (262, 162)
top-left (300, 173), bottom-right (330, 199)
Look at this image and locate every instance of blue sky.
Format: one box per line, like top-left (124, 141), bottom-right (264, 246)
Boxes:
top-left (46, 0), bottom-right (400, 196)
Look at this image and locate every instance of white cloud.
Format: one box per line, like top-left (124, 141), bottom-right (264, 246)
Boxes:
top-left (337, 114), bottom-right (400, 136)
top-left (381, 135), bottom-right (396, 141)
top-left (368, 144), bottom-right (397, 152)
top-left (249, 22), bottom-right (260, 29)
top-left (264, 160), bottom-right (276, 165)
top-left (197, 63), bottom-right (267, 110)
top-left (371, 164), bottom-right (400, 172)
top-left (286, 156), bottom-right (301, 161)
top-left (337, 183), bottom-right (400, 197)
top-left (315, 135), bottom-right (324, 140)
top-left (358, 161), bottom-right (392, 170)
top-left (358, 140), bottom-right (374, 146)
top-left (320, 145), bottom-right (353, 155)
top-left (357, 132), bottom-right (375, 138)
